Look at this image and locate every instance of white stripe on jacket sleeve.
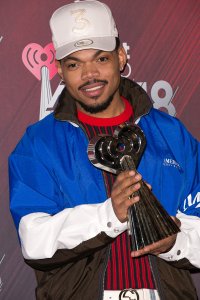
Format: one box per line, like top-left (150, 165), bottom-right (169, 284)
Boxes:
top-left (19, 198), bottom-right (127, 259)
top-left (159, 212), bottom-right (200, 268)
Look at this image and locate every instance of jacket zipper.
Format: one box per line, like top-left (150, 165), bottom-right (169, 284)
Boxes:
top-left (98, 245), bottom-right (111, 300)
top-left (149, 255), bottom-right (165, 300)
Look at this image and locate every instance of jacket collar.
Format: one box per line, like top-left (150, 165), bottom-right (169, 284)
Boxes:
top-left (54, 77), bottom-right (153, 122)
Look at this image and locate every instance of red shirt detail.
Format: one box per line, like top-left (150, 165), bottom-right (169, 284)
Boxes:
top-left (77, 97), bottom-right (133, 126)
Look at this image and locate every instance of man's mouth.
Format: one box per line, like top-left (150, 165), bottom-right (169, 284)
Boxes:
top-left (79, 80), bottom-right (108, 98)
top-left (84, 85), bottom-right (103, 92)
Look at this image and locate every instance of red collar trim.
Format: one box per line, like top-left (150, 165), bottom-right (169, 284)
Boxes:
top-left (77, 97), bottom-right (133, 126)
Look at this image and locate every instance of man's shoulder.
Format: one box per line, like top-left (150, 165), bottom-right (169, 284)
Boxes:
top-left (147, 107), bottom-right (181, 126)
top-left (144, 107), bottom-right (191, 136)
top-left (143, 108), bottom-right (198, 149)
top-left (27, 113), bottom-right (55, 134)
top-left (25, 113), bottom-right (75, 137)
top-left (12, 114), bottom-right (74, 154)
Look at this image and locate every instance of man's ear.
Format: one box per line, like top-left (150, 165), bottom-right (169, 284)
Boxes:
top-left (55, 60), bottom-right (64, 80)
top-left (118, 46), bottom-right (127, 72)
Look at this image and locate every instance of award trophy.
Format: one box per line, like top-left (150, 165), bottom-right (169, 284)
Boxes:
top-left (87, 123), bottom-right (180, 251)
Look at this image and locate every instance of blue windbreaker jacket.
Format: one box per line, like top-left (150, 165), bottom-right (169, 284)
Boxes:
top-left (9, 95), bottom-right (200, 231)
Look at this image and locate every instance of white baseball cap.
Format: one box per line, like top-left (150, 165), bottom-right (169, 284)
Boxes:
top-left (50, 0), bottom-right (119, 60)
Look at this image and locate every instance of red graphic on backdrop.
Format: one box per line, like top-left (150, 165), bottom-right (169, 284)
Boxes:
top-left (22, 43), bottom-right (57, 80)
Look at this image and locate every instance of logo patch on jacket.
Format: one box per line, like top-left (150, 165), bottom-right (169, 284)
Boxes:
top-left (163, 158), bottom-right (181, 169)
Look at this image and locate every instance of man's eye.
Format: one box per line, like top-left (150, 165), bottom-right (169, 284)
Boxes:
top-left (66, 63), bottom-right (78, 69)
top-left (98, 56), bottom-right (108, 62)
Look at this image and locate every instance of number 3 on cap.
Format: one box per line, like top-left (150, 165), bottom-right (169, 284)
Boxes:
top-left (72, 9), bottom-right (90, 33)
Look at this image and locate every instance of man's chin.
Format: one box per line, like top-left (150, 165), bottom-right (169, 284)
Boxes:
top-left (75, 95), bottom-right (114, 114)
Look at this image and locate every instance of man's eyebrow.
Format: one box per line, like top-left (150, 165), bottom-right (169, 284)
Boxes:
top-left (62, 50), bottom-right (105, 63)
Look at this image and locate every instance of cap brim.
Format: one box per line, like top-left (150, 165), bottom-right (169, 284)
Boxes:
top-left (55, 36), bottom-right (116, 60)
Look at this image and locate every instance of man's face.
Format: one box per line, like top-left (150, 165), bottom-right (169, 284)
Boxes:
top-left (56, 47), bottom-right (126, 116)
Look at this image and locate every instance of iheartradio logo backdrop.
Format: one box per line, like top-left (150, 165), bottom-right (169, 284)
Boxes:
top-left (0, 0), bottom-right (199, 299)
top-left (22, 43), bottom-right (57, 81)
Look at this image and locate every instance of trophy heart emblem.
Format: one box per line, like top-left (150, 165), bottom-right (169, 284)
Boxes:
top-left (88, 123), bottom-right (146, 174)
top-left (88, 123), bottom-right (180, 251)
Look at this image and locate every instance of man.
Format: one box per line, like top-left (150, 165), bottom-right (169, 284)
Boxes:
top-left (9, 1), bottom-right (200, 299)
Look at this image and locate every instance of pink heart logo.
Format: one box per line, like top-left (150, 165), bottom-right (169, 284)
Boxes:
top-left (22, 43), bottom-right (57, 80)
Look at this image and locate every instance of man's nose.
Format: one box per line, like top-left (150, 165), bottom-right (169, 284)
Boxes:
top-left (81, 63), bottom-right (100, 80)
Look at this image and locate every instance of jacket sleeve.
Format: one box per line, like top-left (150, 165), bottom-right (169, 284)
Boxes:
top-left (159, 122), bottom-right (200, 270)
top-left (9, 130), bottom-right (127, 271)
top-left (159, 211), bottom-right (200, 270)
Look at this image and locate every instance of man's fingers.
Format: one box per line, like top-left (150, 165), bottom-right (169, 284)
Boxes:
top-left (111, 170), bottom-right (143, 222)
top-left (113, 170), bottom-right (142, 190)
top-left (131, 234), bottom-right (177, 257)
top-left (111, 179), bottom-right (141, 201)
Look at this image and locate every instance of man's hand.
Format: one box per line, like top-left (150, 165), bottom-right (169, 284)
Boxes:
top-left (131, 216), bottom-right (181, 257)
top-left (111, 170), bottom-right (142, 223)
